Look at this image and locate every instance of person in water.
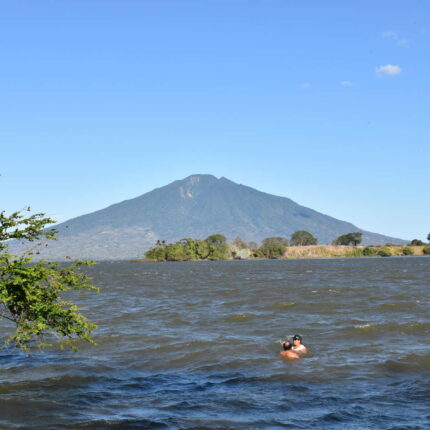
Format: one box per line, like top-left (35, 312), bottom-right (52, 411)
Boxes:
top-left (291, 334), bottom-right (308, 354)
top-left (280, 340), bottom-right (300, 360)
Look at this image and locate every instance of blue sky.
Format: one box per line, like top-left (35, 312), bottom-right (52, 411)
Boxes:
top-left (1, 0), bottom-right (429, 241)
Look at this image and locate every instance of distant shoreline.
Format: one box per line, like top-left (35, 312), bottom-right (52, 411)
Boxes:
top-left (133, 245), bottom-right (429, 262)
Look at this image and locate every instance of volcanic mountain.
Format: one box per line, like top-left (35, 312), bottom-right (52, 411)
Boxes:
top-left (16, 174), bottom-right (405, 260)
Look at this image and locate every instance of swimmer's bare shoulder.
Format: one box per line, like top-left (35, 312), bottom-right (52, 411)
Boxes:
top-left (280, 350), bottom-right (300, 360)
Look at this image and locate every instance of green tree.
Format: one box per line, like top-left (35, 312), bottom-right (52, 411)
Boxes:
top-left (178, 238), bottom-right (199, 260)
top-left (206, 234), bottom-right (229, 260)
top-left (257, 237), bottom-right (288, 259)
top-left (362, 246), bottom-right (377, 256)
top-left (333, 232), bottom-right (362, 246)
top-left (145, 244), bottom-right (166, 261)
top-left (377, 248), bottom-right (392, 257)
top-left (164, 243), bottom-right (190, 261)
top-left (195, 240), bottom-right (210, 259)
top-left (206, 234), bottom-right (227, 247)
top-left (409, 239), bottom-right (425, 246)
top-left (427, 233), bottom-right (430, 243)
top-left (0, 210), bottom-right (98, 352)
top-left (290, 231), bottom-right (317, 246)
top-left (262, 237), bottom-right (289, 247)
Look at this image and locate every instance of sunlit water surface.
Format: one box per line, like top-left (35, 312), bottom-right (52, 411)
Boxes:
top-left (0, 257), bottom-right (429, 429)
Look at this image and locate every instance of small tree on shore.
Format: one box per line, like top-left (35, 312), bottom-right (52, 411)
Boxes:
top-left (333, 232), bottom-right (362, 246)
top-left (0, 210), bottom-right (98, 352)
top-left (206, 234), bottom-right (229, 260)
top-left (256, 237), bottom-right (288, 259)
top-left (409, 239), bottom-right (425, 246)
top-left (261, 237), bottom-right (289, 248)
top-left (206, 234), bottom-right (227, 247)
top-left (290, 231), bottom-right (317, 246)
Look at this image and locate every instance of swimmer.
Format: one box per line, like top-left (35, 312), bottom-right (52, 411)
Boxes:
top-left (291, 334), bottom-right (308, 354)
top-left (280, 340), bottom-right (300, 360)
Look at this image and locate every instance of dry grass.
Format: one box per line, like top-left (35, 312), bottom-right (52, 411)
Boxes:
top-left (284, 245), bottom-right (427, 258)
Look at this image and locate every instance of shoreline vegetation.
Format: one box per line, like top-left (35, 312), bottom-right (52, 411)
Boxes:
top-left (134, 233), bottom-right (430, 262)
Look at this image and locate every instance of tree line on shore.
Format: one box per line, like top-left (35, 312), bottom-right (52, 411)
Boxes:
top-left (144, 230), bottom-right (319, 261)
top-left (144, 231), bottom-right (430, 261)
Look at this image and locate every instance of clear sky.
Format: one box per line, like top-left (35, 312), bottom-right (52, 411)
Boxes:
top-left (1, 0), bottom-right (429, 241)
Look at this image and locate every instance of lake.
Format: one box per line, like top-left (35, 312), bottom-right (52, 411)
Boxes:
top-left (0, 257), bottom-right (429, 429)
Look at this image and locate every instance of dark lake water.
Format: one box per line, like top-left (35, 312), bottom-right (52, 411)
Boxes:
top-left (1, 257), bottom-right (429, 429)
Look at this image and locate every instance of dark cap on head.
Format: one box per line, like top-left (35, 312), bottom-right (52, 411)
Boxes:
top-left (293, 334), bottom-right (302, 341)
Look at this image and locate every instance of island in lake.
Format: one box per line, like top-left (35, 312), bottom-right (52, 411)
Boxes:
top-left (138, 233), bottom-right (430, 261)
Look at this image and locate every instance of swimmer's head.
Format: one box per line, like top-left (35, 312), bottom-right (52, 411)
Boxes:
top-left (292, 334), bottom-right (302, 343)
top-left (282, 341), bottom-right (292, 351)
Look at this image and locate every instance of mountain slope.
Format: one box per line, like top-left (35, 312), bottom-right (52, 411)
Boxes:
top-left (12, 174), bottom-right (405, 260)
